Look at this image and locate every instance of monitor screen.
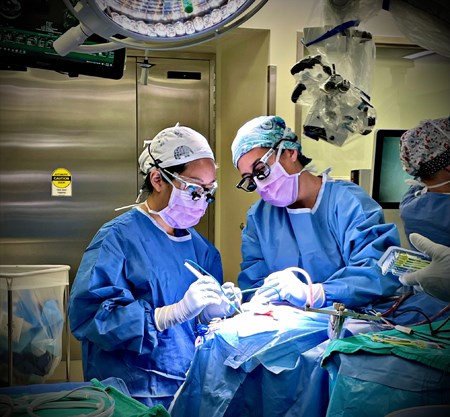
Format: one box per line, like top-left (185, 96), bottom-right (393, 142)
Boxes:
top-left (372, 129), bottom-right (413, 209)
top-left (0, 0), bottom-right (126, 80)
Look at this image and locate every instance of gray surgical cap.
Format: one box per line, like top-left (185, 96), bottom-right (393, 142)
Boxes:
top-left (139, 123), bottom-right (214, 175)
top-left (231, 115), bottom-right (302, 167)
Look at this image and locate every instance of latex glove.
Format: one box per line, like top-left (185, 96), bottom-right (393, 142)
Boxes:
top-left (255, 268), bottom-right (325, 308)
top-left (240, 293), bottom-right (272, 312)
top-left (155, 276), bottom-right (222, 331)
top-left (200, 282), bottom-right (242, 323)
top-left (399, 233), bottom-right (450, 302)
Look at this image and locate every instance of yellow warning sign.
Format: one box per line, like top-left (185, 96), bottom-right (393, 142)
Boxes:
top-left (52, 168), bottom-right (71, 189)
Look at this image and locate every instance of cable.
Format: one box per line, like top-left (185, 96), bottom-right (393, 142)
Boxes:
top-left (413, 304), bottom-right (450, 328)
top-left (379, 292), bottom-right (414, 316)
top-left (239, 287), bottom-right (282, 302)
top-left (431, 315), bottom-right (450, 335)
top-left (7, 386), bottom-right (115, 417)
top-left (412, 330), bottom-right (450, 346)
top-left (392, 306), bottom-right (450, 334)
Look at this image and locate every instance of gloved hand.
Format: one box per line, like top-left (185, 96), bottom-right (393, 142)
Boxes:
top-left (255, 267), bottom-right (326, 308)
top-left (154, 276), bottom-right (222, 331)
top-left (399, 233), bottom-right (450, 302)
top-left (200, 282), bottom-right (242, 323)
top-left (241, 293), bottom-right (272, 312)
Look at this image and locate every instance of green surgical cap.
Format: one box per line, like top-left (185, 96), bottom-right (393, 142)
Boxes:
top-left (231, 115), bottom-right (302, 167)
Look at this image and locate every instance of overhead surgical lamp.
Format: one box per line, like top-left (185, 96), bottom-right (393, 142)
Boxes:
top-left (54, 0), bottom-right (269, 56)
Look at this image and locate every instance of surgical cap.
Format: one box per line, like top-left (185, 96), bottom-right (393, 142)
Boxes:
top-left (138, 123), bottom-right (214, 175)
top-left (400, 116), bottom-right (450, 177)
top-left (231, 115), bottom-right (302, 167)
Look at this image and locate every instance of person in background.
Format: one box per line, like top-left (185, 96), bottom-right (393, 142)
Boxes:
top-left (231, 115), bottom-right (401, 310)
top-left (399, 116), bottom-right (450, 248)
top-left (69, 124), bottom-right (240, 409)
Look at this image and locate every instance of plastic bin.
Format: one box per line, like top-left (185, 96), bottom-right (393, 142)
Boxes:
top-left (0, 265), bottom-right (70, 386)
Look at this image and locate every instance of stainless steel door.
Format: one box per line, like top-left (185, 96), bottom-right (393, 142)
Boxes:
top-left (0, 61), bottom-right (138, 366)
top-left (0, 61), bottom-right (137, 272)
top-left (0, 53), bottom-right (215, 271)
top-left (135, 54), bottom-right (215, 241)
top-left (0, 54), bottom-right (215, 366)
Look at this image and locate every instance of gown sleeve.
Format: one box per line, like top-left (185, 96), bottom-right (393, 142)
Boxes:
top-left (237, 212), bottom-right (270, 301)
top-left (69, 225), bottom-right (157, 354)
top-left (322, 188), bottom-right (401, 308)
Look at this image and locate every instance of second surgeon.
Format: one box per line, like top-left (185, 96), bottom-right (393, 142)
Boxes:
top-left (232, 115), bottom-right (401, 309)
top-left (69, 124), bottom-right (239, 409)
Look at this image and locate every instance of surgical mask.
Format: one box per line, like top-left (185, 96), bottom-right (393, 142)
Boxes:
top-left (145, 185), bottom-right (208, 229)
top-left (255, 156), bottom-right (305, 207)
top-left (406, 178), bottom-right (450, 196)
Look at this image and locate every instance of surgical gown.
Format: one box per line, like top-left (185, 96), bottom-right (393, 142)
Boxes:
top-left (69, 207), bottom-right (223, 409)
top-left (400, 185), bottom-right (450, 248)
top-left (239, 174), bottom-right (401, 308)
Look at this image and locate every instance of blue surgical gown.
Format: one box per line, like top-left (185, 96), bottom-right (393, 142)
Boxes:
top-left (400, 185), bottom-right (450, 248)
top-left (69, 207), bottom-right (223, 409)
top-left (239, 174), bottom-right (401, 309)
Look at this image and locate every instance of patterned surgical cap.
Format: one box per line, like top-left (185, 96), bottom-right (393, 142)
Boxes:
top-left (231, 115), bottom-right (302, 167)
top-left (138, 123), bottom-right (214, 175)
top-left (400, 116), bottom-right (450, 177)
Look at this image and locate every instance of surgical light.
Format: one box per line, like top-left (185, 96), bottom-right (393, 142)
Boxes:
top-left (54, 0), bottom-right (269, 55)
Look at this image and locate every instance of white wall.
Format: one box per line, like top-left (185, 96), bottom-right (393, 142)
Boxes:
top-left (214, 29), bottom-right (270, 282)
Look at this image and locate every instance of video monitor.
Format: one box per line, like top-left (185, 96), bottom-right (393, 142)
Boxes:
top-left (0, 0), bottom-right (126, 80)
top-left (371, 129), bottom-right (413, 209)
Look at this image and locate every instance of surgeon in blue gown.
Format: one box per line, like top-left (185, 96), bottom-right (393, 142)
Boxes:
top-left (231, 115), bottom-right (401, 310)
top-left (399, 116), bottom-right (450, 248)
top-left (69, 124), bottom-right (239, 409)
top-left (168, 117), bottom-right (448, 417)
top-left (169, 116), bottom-right (400, 417)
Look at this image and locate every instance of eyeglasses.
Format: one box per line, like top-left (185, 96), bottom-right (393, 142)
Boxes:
top-left (236, 138), bottom-right (293, 192)
top-left (163, 170), bottom-right (217, 203)
top-left (145, 144), bottom-right (217, 203)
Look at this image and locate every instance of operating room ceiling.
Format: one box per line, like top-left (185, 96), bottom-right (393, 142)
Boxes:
top-left (327, 0), bottom-right (450, 57)
top-left (388, 0), bottom-right (450, 57)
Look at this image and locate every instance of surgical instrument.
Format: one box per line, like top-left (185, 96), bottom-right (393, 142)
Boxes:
top-left (184, 260), bottom-right (242, 314)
